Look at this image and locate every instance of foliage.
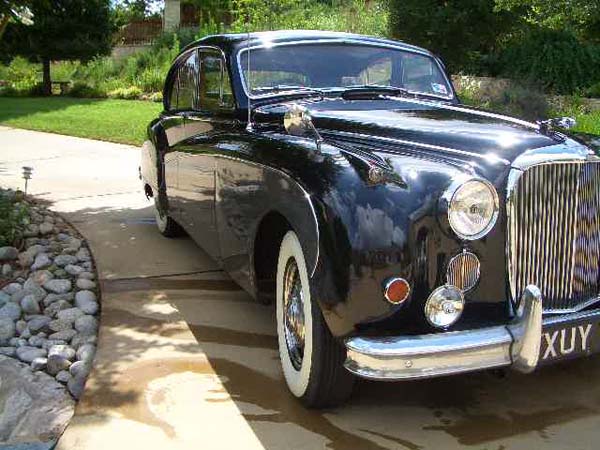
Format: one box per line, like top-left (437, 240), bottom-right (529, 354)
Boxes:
top-left (112, 0), bottom-right (162, 27)
top-left (0, 190), bottom-right (28, 247)
top-left (388, 0), bottom-right (516, 72)
top-left (1, 0), bottom-right (113, 94)
top-left (458, 80), bottom-right (549, 121)
top-left (584, 83), bottom-right (600, 99)
top-left (496, 28), bottom-right (600, 94)
top-left (0, 0), bottom-right (33, 40)
top-left (107, 86), bottom-right (143, 99)
top-left (0, 97), bottom-right (162, 145)
top-left (494, 0), bottom-right (600, 42)
top-left (228, 0), bottom-right (388, 36)
top-left (69, 82), bottom-right (107, 98)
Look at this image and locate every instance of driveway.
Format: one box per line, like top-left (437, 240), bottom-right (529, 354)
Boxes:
top-left (1, 125), bottom-right (599, 450)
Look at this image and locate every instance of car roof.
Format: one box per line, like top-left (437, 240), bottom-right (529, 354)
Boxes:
top-left (183, 30), bottom-right (434, 57)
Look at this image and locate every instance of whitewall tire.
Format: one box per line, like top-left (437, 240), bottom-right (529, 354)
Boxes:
top-left (153, 198), bottom-right (182, 237)
top-left (276, 231), bottom-right (354, 407)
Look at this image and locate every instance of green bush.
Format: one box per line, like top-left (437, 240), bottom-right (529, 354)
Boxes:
top-left (69, 82), bottom-right (107, 98)
top-left (584, 82), bottom-right (600, 98)
top-left (0, 191), bottom-right (28, 247)
top-left (107, 86), bottom-right (143, 99)
top-left (497, 29), bottom-right (600, 94)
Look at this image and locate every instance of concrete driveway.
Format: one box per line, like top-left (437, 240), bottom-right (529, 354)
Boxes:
top-left (1, 125), bottom-right (599, 450)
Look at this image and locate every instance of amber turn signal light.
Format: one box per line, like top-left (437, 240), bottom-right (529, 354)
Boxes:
top-left (383, 277), bottom-right (411, 304)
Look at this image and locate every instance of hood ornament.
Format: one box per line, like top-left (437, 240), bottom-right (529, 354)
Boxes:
top-left (284, 104), bottom-right (323, 153)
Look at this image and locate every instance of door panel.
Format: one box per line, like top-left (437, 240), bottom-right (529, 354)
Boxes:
top-left (177, 117), bottom-right (220, 259)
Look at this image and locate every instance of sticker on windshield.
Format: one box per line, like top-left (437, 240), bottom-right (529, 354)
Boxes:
top-left (431, 83), bottom-right (448, 95)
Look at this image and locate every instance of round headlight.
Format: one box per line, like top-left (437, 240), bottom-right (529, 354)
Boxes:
top-left (447, 179), bottom-right (499, 240)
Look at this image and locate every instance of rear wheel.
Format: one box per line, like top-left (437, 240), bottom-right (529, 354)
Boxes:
top-left (153, 199), bottom-right (183, 237)
top-left (276, 231), bottom-right (355, 407)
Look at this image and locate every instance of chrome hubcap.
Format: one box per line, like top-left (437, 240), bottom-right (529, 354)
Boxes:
top-left (283, 258), bottom-right (305, 370)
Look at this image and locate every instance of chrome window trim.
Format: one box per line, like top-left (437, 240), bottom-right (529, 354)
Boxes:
top-left (235, 38), bottom-right (455, 102)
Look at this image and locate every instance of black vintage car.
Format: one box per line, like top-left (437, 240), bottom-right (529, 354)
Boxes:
top-left (140, 30), bottom-right (600, 407)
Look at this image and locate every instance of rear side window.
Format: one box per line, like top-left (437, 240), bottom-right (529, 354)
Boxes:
top-left (199, 53), bottom-right (235, 110)
top-left (167, 48), bottom-right (233, 111)
top-left (168, 50), bottom-right (199, 110)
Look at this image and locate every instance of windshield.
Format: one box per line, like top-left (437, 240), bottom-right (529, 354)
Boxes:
top-left (239, 43), bottom-right (452, 99)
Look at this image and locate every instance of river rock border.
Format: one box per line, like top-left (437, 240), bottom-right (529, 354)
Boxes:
top-left (0, 197), bottom-right (99, 401)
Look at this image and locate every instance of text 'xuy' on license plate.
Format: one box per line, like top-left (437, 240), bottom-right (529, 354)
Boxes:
top-left (539, 321), bottom-right (600, 364)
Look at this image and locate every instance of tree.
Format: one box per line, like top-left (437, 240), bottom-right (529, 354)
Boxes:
top-left (0, 1), bottom-right (33, 40)
top-left (388, 0), bottom-right (517, 72)
top-left (2, 0), bottom-right (112, 95)
top-left (495, 0), bottom-right (600, 43)
top-left (112, 0), bottom-right (162, 27)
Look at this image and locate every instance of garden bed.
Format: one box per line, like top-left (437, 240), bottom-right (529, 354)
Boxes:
top-left (0, 188), bottom-right (100, 445)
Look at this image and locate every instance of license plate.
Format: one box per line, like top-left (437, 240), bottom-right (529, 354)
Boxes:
top-left (539, 317), bottom-right (600, 365)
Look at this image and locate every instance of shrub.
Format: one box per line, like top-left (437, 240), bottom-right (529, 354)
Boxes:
top-left (584, 82), bottom-right (600, 98)
top-left (107, 86), bottom-right (143, 99)
top-left (69, 82), bottom-right (107, 98)
top-left (0, 190), bottom-right (28, 247)
top-left (497, 29), bottom-right (600, 95)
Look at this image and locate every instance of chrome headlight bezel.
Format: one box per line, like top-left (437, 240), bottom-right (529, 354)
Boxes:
top-left (444, 178), bottom-right (500, 241)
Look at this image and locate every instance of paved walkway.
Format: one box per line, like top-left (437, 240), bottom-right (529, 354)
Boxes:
top-left (2, 126), bottom-right (600, 450)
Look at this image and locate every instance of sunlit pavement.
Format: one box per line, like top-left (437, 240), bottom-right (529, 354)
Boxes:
top-left (1, 125), bottom-right (599, 450)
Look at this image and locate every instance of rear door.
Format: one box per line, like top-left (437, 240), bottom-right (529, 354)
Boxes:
top-left (177, 48), bottom-right (236, 260)
top-left (159, 49), bottom-right (200, 220)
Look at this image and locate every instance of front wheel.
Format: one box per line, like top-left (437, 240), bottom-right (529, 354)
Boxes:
top-left (153, 198), bottom-right (183, 237)
top-left (276, 231), bottom-right (354, 408)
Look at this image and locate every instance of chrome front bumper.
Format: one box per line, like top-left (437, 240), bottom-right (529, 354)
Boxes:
top-left (344, 285), bottom-right (543, 380)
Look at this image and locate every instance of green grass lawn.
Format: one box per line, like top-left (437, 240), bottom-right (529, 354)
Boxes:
top-left (0, 97), bottom-right (162, 145)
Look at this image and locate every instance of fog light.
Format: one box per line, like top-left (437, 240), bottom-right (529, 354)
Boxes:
top-left (383, 277), bottom-right (410, 304)
top-left (425, 285), bottom-right (465, 328)
top-left (447, 251), bottom-right (480, 293)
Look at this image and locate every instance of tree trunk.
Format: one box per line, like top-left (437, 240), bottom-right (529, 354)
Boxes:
top-left (42, 58), bottom-right (51, 96)
top-left (0, 14), bottom-right (10, 40)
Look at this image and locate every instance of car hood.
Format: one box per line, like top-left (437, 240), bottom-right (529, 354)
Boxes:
top-left (255, 97), bottom-right (569, 169)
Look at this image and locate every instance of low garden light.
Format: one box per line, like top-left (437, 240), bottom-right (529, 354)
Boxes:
top-left (22, 166), bottom-right (33, 194)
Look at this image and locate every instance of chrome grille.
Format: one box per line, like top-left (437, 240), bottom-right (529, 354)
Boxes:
top-left (447, 252), bottom-right (480, 293)
top-left (508, 161), bottom-right (600, 312)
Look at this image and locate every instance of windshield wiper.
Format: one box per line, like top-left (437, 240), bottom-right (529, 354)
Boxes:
top-left (252, 85), bottom-right (323, 95)
top-left (341, 85), bottom-right (411, 100)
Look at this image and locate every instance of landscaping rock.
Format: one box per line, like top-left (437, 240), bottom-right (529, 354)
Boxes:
top-left (31, 357), bottom-right (47, 371)
top-left (9, 337), bottom-right (27, 348)
top-left (49, 344), bottom-right (76, 361)
top-left (1, 264), bottom-right (12, 278)
top-left (0, 291), bottom-right (10, 306)
top-left (53, 254), bottom-right (78, 267)
top-left (74, 315), bottom-right (98, 335)
top-left (20, 294), bottom-right (41, 315)
top-left (56, 308), bottom-right (84, 324)
top-left (76, 278), bottom-right (96, 290)
top-left (0, 355), bottom-right (74, 442)
top-left (76, 248), bottom-right (91, 262)
top-left (0, 318), bottom-right (16, 342)
top-left (48, 329), bottom-right (77, 342)
top-left (67, 375), bottom-right (86, 399)
top-left (0, 347), bottom-right (16, 356)
top-left (65, 264), bottom-right (85, 276)
top-left (39, 222), bottom-right (54, 235)
top-left (0, 246), bottom-right (18, 261)
top-left (76, 343), bottom-right (96, 363)
top-left (43, 279), bottom-right (72, 294)
top-left (55, 370), bottom-right (72, 384)
top-left (78, 271), bottom-right (95, 280)
top-left (30, 269), bottom-right (54, 285)
top-left (28, 335), bottom-right (47, 348)
top-left (2, 283), bottom-right (22, 295)
top-left (0, 303), bottom-right (21, 321)
top-left (15, 320), bottom-right (27, 335)
top-left (47, 354), bottom-right (72, 376)
top-left (44, 300), bottom-right (72, 318)
top-left (27, 315), bottom-right (52, 333)
top-left (15, 346), bottom-right (47, 363)
top-left (31, 253), bottom-right (51, 271)
top-left (70, 334), bottom-right (97, 349)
